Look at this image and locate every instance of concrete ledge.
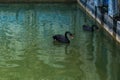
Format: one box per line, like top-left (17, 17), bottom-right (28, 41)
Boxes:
top-left (77, 0), bottom-right (120, 44)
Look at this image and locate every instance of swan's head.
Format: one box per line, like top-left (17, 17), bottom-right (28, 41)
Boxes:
top-left (65, 31), bottom-right (74, 39)
top-left (92, 25), bottom-right (99, 30)
top-left (69, 32), bottom-right (74, 39)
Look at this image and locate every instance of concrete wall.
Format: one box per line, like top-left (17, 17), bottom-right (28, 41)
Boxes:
top-left (77, 0), bottom-right (120, 43)
top-left (0, 0), bottom-right (76, 3)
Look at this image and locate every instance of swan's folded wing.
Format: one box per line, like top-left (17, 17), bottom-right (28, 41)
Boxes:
top-left (53, 35), bottom-right (68, 43)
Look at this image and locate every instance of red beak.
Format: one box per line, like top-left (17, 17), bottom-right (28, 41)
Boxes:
top-left (70, 36), bottom-right (74, 39)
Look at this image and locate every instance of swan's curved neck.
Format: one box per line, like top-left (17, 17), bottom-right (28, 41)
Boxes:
top-left (92, 25), bottom-right (98, 30)
top-left (65, 32), bottom-right (70, 42)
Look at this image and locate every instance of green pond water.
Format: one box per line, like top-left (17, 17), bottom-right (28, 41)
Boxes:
top-left (0, 3), bottom-right (120, 80)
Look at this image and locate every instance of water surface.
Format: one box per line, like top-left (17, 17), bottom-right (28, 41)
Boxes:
top-left (0, 3), bottom-right (120, 80)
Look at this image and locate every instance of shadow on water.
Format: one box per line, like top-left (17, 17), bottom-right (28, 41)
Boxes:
top-left (0, 3), bottom-right (119, 80)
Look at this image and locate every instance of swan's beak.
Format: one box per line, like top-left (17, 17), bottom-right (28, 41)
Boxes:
top-left (70, 36), bottom-right (74, 39)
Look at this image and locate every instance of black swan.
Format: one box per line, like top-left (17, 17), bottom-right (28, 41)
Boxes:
top-left (53, 31), bottom-right (73, 43)
top-left (83, 24), bottom-right (99, 31)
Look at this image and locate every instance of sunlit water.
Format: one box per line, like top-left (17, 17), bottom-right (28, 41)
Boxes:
top-left (0, 3), bottom-right (120, 80)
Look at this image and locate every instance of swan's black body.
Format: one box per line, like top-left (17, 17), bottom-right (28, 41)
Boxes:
top-left (83, 25), bottom-right (98, 31)
top-left (53, 31), bottom-right (73, 43)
